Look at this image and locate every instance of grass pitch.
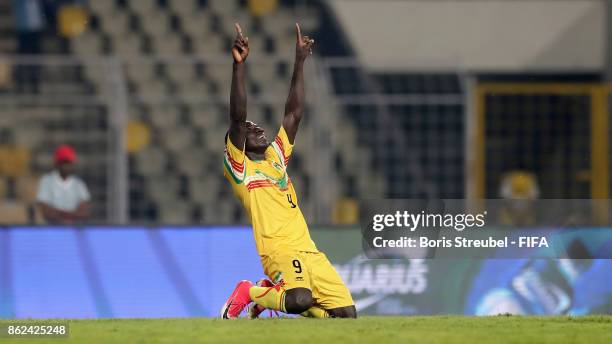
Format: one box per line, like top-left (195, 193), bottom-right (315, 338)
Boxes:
top-left (1, 316), bottom-right (611, 343)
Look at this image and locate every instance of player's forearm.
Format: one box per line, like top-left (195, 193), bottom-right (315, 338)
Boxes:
top-left (284, 60), bottom-right (305, 119)
top-left (229, 62), bottom-right (247, 123)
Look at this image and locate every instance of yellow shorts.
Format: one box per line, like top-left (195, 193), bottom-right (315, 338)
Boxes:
top-left (261, 251), bottom-right (354, 310)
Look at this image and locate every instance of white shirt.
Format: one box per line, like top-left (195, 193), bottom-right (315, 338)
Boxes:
top-left (36, 171), bottom-right (91, 212)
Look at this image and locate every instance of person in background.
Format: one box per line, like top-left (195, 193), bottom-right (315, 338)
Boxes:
top-left (12, 0), bottom-right (45, 93)
top-left (13, 0), bottom-right (45, 52)
top-left (498, 170), bottom-right (539, 226)
top-left (36, 144), bottom-right (91, 224)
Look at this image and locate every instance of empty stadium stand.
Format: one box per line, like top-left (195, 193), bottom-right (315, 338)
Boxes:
top-left (0, 0), bottom-right (388, 224)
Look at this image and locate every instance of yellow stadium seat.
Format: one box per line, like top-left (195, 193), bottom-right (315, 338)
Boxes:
top-left (125, 120), bottom-right (152, 153)
top-left (0, 57), bottom-right (10, 89)
top-left (0, 146), bottom-right (31, 178)
top-left (0, 177), bottom-right (6, 199)
top-left (16, 176), bottom-right (39, 204)
top-left (248, 0), bottom-right (279, 16)
top-left (0, 201), bottom-right (29, 224)
top-left (332, 198), bottom-right (359, 225)
top-left (58, 5), bottom-right (89, 38)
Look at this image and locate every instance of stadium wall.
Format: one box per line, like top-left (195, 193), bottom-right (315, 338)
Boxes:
top-left (330, 0), bottom-right (604, 71)
top-left (0, 226), bottom-right (610, 318)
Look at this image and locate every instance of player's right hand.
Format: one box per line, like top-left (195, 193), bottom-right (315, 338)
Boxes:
top-left (232, 23), bottom-right (249, 63)
top-left (295, 23), bottom-right (314, 62)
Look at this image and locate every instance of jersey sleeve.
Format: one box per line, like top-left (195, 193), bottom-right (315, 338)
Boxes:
top-left (270, 126), bottom-right (294, 167)
top-left (224, 133), bottom-right (246, 184)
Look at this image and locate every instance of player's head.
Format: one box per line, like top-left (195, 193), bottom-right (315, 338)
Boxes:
top-left (245, 120), bottom-right (268, 153)
top-left (54, 144), bottom-right (77, 178)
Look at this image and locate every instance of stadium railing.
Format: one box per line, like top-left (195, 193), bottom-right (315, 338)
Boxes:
top-left (471, 83), bottom-right (610, 202)
top-left (1, 55), bottom-right (611, 225)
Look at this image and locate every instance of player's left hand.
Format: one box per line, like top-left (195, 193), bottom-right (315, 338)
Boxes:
top-left (295, 23), bottom-right (314, 62)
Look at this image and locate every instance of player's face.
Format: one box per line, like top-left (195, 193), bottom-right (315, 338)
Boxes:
top-left (245, 121), bottom-right (268, 152)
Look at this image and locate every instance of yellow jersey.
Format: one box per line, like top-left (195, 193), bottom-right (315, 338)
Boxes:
top-left (223, 126), bottom-right (318, 256)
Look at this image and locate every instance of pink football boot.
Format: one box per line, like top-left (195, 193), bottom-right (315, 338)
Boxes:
top-left (220, 280), bottom-right (253, 319)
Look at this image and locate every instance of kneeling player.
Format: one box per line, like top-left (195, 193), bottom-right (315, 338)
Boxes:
top-left (220, 23), bottom-right (356, 319)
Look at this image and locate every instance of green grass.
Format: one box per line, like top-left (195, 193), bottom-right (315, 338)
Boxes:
top-left (1, 316), bottom-right (611, 343)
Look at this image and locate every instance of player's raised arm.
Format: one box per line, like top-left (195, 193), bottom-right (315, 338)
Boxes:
top-left (228, 23), bottom-right (249, 147)
top-left (282, 23), bottom-right (314, 144)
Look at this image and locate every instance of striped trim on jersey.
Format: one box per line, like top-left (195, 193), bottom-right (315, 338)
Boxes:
top-left (224, 147), bottom-right (245, 184)
top-left (247, 180), bottom-right (273, 190)
top-left (271, 136), bottom-right (289, 166)
top-left (244, 174), bottom-right (292, 191)
top-left (244, 174), bottom-right (272, 191)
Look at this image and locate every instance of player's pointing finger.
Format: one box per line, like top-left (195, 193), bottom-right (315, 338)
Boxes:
top-left (235, 23), bottom-right (243, 37)
top-left (296, 22), bottom-right (301, 40)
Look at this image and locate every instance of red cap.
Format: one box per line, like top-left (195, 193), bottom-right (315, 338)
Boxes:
top-left (54, 144), bottom-right (77, 164)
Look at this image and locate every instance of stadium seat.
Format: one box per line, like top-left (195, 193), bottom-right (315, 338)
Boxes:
top-left (180, 12), bottom-right (215, 40)
top-left (204, 61), bottom-right (232, 82)
top-left (248, 62), bottom-right (279, 85)
top-left (0, 146), bottom-right (31, 178)
top-left (332, 197), bottom-right (359, 224)
top-left (259, 9), bottom-right (295, 38)
top-left (202, 131), bottom-right (224, 153)
top-left (152, 33), bottom-right (185, 55)
top-left (12, 123), bottom-right (45, 149)
top-left (146, 176), bottom-right (181, 203)
top-left (134, 147), bottom-right (168, 176)
top-left (15, 176), bottom-right (39, 204)
top-left (248, 0), bottom-right (279, 17)
top-left (88, 0), bottom-right (116, 17)
top-left (188, 104), bottom-right (223, 129)
top-left (128, 0), bottom-right (160, 16)
top-left (0, 177), bottom-right (6, 199)
top-left (0, 58), bottom-right (10, 89)
top-left (137, 79), bottom-right (171, 99)
top-left (162, 126), bottom-right (196, 152)
top-left (165, 63), bottom-right (196, 83)
top-left (189, 177), bottom-right (221, 203)
top-left (217, 13), bottom-right (256, 37)
top-left (100, 9), bottom-right (132, 37)
top-left (58, 5), bottom-right (89, 38)
top-left (170, 0), bottom-right (199, 16)
top-left (124, 61), bottom-right (158, 84)
top-left (125, 121), bottom-right (152, 153)
top-left (158, 200), bottom-right (193, 223)
top-left (0, 201), bottom-right (29, 224)
top-left (207, 0), bottom-right (240, 15)
top-left (175, 149), bottom-right (206, 177)
top-left (175, 80), bottom-right (211, 100)
top-left (112, 33), bottom-right (145, 56)
top-left (72, 31), bottom-right (104, 55)
top-left (206, 201), bottom-right (235, 223)
top-left (31, 151), bottom-right (53, 173)
top-left (147, 104), bottom-right (183, 129)
top-left (139, 9), bottom-right (172, 36)
top-left (191, 35), bottom-right (227, 55)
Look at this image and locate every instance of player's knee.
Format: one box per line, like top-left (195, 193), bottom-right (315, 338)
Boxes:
top-left (328, 305), bottom-right (357, 318)
top-left (284, 288), bottom-right (313, 314)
